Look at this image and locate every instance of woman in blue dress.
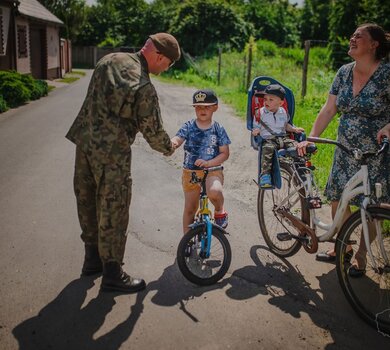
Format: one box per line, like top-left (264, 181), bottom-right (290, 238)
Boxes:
top-left (297, 23), bottom-right (390, 275)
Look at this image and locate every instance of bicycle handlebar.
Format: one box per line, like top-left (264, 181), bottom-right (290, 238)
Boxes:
top-left (307, 137), bottom-right (350, 154)
top-left (205, 165), bottom-right (224, 172)
top-left (307, 136), bottom-right (389, 160)
top-left (190, 165), bottom-right (224, 185)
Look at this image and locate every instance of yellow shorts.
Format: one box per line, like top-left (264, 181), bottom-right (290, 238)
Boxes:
top-left (182, 169), bottom-right (224, 193)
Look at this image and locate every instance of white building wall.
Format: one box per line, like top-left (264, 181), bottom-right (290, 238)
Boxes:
top-left (47, 25), bottom-right (59, 69)
top-left (15, 17), bottom-right (30, 74)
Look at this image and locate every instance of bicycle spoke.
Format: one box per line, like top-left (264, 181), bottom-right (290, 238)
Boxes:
top-left (177, 225), bottom-right (231, 286)
top-left (336, 207), bottom-right (390, 335)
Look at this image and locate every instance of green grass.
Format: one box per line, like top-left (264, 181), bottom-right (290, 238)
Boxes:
top-left (58, 76), bottom-right (80, 83)
top-left (161, 41), bottom-right (340, 190)
top-left (70, 70), bottom-right (86, 76)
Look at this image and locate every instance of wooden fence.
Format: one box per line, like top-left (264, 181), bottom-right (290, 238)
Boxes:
top-left (72, 46), bottom-right (140, 68)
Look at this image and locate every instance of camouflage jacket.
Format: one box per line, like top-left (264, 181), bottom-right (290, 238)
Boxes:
top-left (66, 52), bottom-right (173, 163)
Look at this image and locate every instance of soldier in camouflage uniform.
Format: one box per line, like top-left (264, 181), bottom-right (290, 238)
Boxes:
top-left (66, 33), bottom-right (181, 293)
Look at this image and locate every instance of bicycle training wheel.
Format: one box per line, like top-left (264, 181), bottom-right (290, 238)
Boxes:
top-left (177, 225), bottom-right (231, 286)
top-left (257, 161), bottom-right (309, 257)
top-left (336, 206), bottom-right (390, 335)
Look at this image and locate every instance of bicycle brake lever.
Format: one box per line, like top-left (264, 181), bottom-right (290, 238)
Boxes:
top-left (377, 137), bottom-right (389, 155)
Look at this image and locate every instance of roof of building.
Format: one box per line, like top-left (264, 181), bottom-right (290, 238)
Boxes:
top-left (17, 0), bottom-right (63, 25)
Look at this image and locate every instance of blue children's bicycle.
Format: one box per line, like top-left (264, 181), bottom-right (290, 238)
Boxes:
top-left (177, 166), bottom-right (232, 285)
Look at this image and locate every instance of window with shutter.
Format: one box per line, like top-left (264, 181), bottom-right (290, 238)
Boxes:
top-left (17, 24), bottom-right (27, 58)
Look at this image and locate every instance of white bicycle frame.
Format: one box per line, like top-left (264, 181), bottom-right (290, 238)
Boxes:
top-left (299, 162), bottom-right (388, 269)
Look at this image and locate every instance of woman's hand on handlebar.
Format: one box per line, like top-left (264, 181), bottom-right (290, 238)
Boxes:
top-left (296, 140), bottom-right (315, 157)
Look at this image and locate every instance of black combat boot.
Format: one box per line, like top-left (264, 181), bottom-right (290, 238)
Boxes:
top-left (81, 244), bottom-right (103, 276)
top-left (101, 262), bottom-right (146, 293)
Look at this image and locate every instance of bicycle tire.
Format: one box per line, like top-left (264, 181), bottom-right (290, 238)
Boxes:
top-left (177, 225), bottom-right (231, 286)
top-left (336, 206), bottom-right (390, 335)
top-left (257, 161), bottom-right (310, 257)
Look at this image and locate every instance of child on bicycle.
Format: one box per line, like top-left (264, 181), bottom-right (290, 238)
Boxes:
top-left (171, 89), bottom-right (231, 233)
top-left (252, 84), bottom-right (304, 188)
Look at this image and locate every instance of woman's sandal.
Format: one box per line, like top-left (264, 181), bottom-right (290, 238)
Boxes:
top-left (316, 249), bottom-right (353, 263)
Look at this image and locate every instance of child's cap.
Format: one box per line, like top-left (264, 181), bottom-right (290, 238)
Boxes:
top-left (263, 84), bottom-right (286, 100)
top-left (192, 89), bottom-right (218, 106)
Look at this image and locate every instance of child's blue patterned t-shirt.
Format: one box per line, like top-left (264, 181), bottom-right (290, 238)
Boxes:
top-left (176, 119), bottom-right (231, 170)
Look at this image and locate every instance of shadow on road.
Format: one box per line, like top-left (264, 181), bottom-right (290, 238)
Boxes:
top-left (12, 275), bottom-right (144, 350)
top-left (226, 245), bottom-right (388, 348)
top-left (12, 261), bottom-right (228, 350)
top-left (12, 248), bottom-right (387, 349)
top-left (149, 260), bottom-right (229, 322)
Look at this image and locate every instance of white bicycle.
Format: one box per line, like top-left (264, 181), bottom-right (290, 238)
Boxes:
top-left (257, 136), bottom-right (390, 334)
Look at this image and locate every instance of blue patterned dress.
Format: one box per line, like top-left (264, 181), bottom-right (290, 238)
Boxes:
top-left (325, 61), bottom-right (390, 204)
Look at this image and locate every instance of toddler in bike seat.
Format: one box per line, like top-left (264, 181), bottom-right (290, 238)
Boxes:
top-left (252, 84), bottom-right (304, 188)
top-left (171, 89), bottom-right (231, 233)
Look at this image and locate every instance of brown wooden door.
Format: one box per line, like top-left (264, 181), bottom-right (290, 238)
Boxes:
top-left (30, 27), bottom-right (46, 79)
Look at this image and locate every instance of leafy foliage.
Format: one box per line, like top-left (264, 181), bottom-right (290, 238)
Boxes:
top-left (300, 0), bottom-right (331, 42)
top-left (0, 71), bottom-right (48, 110)
top-left (47, 0), bottom-right (389, 62)
top-left (242, 0), bottom-right (301, 47)
top-left (20, 74), bottom-right (48, 100)
top-left (40, 0), bottom-right (87, 41)
top-left (170, 0), bottom-right (252, 56)
top-left (0, 94), bottom-right (8, 113)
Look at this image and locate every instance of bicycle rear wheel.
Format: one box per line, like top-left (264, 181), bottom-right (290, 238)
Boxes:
top-left (257, 161), bottom-right (309, 257)
top-left (177, 225), bottom-right (231, 286)
top-left (336, 206), bottom-right (390, 335)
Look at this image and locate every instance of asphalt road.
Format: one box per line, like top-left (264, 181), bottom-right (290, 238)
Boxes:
top-left (0, 70), bottom-right (388, 349)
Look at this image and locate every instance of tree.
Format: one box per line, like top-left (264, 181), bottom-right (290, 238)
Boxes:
top-left (170, 0), bottom-right (252, 56)
top-left (357, 0), bottom-right (390, 31)
top-left (327, 0), bottom-right (390, 69)
top-left (75, 0), bottom-right (149, 47)
top-left (300, 0), bottom-right (331, 41)
top-left (40, 0), bottom-right (87, 41)
top-left (243, 0), bottom-right (300, 47)
top-left (140, 0), bottom-right (181, 39)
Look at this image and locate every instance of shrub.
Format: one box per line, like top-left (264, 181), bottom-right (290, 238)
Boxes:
top-left (280, 48), bottom-right (304, 66)
top-left (34, 79), bottom-right (49, 97)
top-left (20, 74), bottom-right (41, 100)
top-left (0, 94), bottom-right (8, 113)
top-left (0, 70), bottom-right (48, 108)
top-left (0, 80), bottom-right (30, 107)
top-left (256, 40), bottom-right (278, 57)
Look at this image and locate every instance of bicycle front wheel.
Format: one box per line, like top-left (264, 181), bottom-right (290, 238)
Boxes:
top-left (177, 225), bottom-right (231, 286)
top-left (258, 161), bottom-right (309, 257)
top-left (336, 206), bottom-right (390, 335)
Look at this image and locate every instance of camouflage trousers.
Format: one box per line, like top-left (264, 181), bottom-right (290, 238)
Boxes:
top-left (73, 147), bottom-right (132, 264)
top-left (261, 136), bottom-right (297, 174)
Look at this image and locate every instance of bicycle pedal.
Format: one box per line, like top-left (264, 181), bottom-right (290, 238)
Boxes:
top-left (277, 232), bottom-right (292, 241)
top-left (306, 196), bottom-right (322, 209)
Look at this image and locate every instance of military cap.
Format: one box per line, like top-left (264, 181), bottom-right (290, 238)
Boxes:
top-left (149, 33), bottom-right (181, 62)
